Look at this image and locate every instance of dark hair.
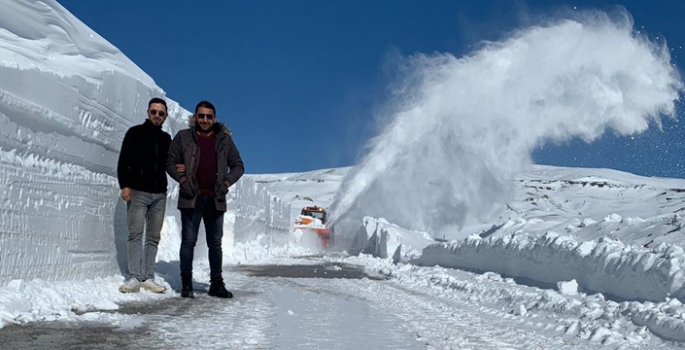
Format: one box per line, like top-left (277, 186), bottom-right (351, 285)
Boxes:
top-left (148, 97), bottom-right (168, 111)
top-left (195, 100), bottom-right (216, 115)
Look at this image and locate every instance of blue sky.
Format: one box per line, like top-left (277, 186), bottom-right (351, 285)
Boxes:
top-left (58, 0), bottom-right (685, 177)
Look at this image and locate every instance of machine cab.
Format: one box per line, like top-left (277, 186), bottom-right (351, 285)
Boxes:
top-left (300, 206), bottom-right (327, 223)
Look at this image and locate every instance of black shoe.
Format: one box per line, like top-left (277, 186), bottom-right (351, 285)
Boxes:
top-left (181, 287), bottom-right (195, 298)
top-left (181, 274), bottom-right (194, 298)
top-left (208, 281), bottom-right (233, 298)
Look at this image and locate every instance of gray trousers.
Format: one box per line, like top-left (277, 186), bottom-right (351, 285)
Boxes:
top-left (126, 189), bottom-right (166, 281)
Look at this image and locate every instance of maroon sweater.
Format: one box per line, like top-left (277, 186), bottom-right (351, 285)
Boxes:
top-left (196, 132), bottom-right (217, 195)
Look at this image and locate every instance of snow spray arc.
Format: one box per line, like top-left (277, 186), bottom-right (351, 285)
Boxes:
top-left (330, 11), bottom-right (683, 239)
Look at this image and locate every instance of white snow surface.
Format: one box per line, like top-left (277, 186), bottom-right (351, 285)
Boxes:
top-left (2, 2), bottom-right (685, 349)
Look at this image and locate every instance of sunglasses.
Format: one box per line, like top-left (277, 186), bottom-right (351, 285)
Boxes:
top-left (197, 113), bottom-right (215, 120)
top-left (149, 109), bottom-right (167, 117)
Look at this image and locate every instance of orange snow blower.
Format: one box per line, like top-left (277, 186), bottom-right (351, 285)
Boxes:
top-left (294, 206), bottom-right (331, 247)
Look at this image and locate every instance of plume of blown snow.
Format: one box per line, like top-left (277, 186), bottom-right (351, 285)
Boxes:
top-left (330, 11), bottom-right (682, 239)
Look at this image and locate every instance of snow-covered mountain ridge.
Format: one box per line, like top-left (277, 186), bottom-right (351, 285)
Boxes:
top-left (246, 164), bottom-right (685, 248)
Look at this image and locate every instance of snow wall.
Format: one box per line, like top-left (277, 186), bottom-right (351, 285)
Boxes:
top-left (0, 0), bottom-right (190, 286)
top-left (415, 232), bottom-right (685, 303)
top-left (234, 177), bottom-right (293, 251)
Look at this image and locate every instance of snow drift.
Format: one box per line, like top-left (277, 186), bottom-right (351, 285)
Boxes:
top-left (415, 232), bottom-right (685, 303)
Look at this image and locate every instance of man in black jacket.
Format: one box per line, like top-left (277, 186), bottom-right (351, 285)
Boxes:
top-left (117, 97), bottom-right (172, 294)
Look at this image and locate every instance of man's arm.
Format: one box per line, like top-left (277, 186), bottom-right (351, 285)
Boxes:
top-left (166, 133), bottom-right (185, 183)
top-left (224, 136), bottom-right (244, 186)
top-left (117, 129), bottom-right (135, 189)
top-left (117, 129), bottom-right (136, 201)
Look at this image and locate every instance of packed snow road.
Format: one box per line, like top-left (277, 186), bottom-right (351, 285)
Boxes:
top-left (0, 257), bottom-right (676, 349)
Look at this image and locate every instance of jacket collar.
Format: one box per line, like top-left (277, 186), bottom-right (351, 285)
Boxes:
top-left (143, 119), bottom-right (162, 130)
top-left (187, 114), bottom-right (233, 136)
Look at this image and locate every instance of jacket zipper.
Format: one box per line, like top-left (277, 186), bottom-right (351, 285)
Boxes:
top-left (188, 135), bottom-right (198, 206)
top-left (153, 131), bottom-right (158, 189)
top-left (215, 135), bottom-right (220, 183)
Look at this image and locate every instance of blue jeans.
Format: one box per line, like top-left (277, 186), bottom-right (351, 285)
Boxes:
top-left (180, 194), bottom-right (224, 282)
top-left (126, 189), bottom-right (166, 281)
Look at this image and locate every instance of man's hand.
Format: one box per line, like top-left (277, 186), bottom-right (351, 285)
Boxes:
top-left (176, 164), bottom-right (186, 173)
top-left (121, 187), bottom-right (132, 202)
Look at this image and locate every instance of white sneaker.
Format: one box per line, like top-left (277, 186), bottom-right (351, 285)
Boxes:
top-left (141, 279), bottom-right (167, 293)
top-left (119, 278), bottom-right (141, 293)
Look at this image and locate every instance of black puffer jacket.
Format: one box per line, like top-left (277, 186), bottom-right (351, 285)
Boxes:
top-left (117, 119), bottom-right (172, 193)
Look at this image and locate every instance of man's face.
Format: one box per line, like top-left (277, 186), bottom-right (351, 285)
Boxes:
top-left (147, 103), bottom-right (168, 126)
top-left (195, 106), bottom-right (216, 132)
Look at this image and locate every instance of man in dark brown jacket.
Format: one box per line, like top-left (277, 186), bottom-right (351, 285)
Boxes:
top-left (166, 100), bottom-right (244, 298)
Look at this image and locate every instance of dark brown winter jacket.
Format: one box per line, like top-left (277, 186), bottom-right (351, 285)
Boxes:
top-left (166, 118), bottom-right (244, 212)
